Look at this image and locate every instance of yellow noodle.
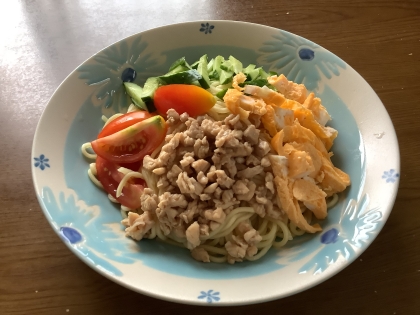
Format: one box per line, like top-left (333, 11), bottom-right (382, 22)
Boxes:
top-left (246, 243), bottom-right (273, 261)
top-left (88, 168), bottom-right (103, 188)
top-left (127, 103), bottom-right (140, 113)
top-left (209, 255), bottom-right (227, 263)
top-left (289, 222), bottom-right (306, 236)
top-left (271, 220), bottom-right (291, 248)
top-left (327, 193), bottom-right (339, 208)
top-left (199, 245), bottom-right (227, 255)
top-left (116, 171), bottom-right (144, 199)
top-left (103, 113), bottom-right (123, 128)
top-left (81, 143), bottom-right (97, 160)
top-left (108, 194), bottom-right (118, 203)
top-left (120, 209), bottom-right (128, 219)
top-left (260, 221), bottom-right (278, 241)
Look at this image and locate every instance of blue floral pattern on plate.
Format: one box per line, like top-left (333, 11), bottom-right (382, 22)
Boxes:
top-left (258, 31), bottom-right (346, 90)
top-left (77, 36), bottom-right (160, 112)
top-left (42, 187), bottom-right (142, 276)
top-left (34, 154), bottom-right (50, 170)
top-left (60, 226), bottom-right (83, 244)
top-left (320, 228), bottom-right (339, 244)
top-left (199, 23), bottom-right (215, 34)
top-left (382, 169), bottom-right (399, 183)
top-left (278, 194), bottom-right (382, 275)
top-left (198, 290), bottom-right (220, 303)
top-left (298, 48), bottom-right (315, 61)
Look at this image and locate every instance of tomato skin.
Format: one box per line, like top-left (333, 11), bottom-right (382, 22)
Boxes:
top-left (120, 161), bottom-right (142, 172)
top-left (95, 157), bottom-right (144, 209)
top-left (98, 111), bottom-right (153, 138)
top-left (91, 115), bottom-right (167, 164)
top-left (153, 84), bottom-right (216, 117)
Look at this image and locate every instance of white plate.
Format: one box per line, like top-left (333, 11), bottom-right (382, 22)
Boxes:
top-left (32, 21), bottom-right (400, 305)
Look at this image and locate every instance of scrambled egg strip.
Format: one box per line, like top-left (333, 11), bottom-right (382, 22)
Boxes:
top-left (224, 74), bottom-right (351, 233)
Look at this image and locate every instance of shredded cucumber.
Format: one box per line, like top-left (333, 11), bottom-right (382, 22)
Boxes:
top-left (123, 54), bottom-right (276, 112)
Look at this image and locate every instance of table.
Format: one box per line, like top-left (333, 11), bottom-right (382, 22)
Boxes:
top-left (1, 0), bottom-right (419, 314)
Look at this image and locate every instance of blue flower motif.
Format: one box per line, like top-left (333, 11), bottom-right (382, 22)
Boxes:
top-left (121, 67), bottom-right (136, 82)
top-left (200, 23), bottom-right (215, 34)
top-left (197, 290), bottom-right (220, 303)
top-left (60, 227), bottom-right (83, 244)
top-left (258, 31), bottom-right (346, 90)
top-left (382, 169), bottom-right (399, 183)
top-left (34, 154), bottom-right (50, 170)
top-left (77, 36), bottom-right (160, 112)
top-left (277, 194), bottom-right (382, 275)
top-left (298, 48), bottom-right (315, 61)
top-left (320, 228), bottom-right (339, 244)
top-left (42, 187), bottom-right (144, 276)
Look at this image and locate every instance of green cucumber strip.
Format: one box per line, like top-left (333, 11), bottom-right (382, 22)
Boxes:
top-left (219, 69), bottom-right (234, 84)
top-left (190, 60), bottom-right (199, 70)
top-left (239, 79), bottom-right (269, 88)
top-left (197, 54), bottom-right (211, 89)
top-left (259, 68), bottom-right (270, 79)
top-left (140, 77), bottom-right (161, 104)
top-left (209, 70), bottom-right (219, 80)
top-left (247, 68), bottom-right (261, 80)
top-left (123, 82), bottom-right (147, 110)
top-left (145, 101), bottom-right (157, 113)
top-left (215, 88), bottom-right (229, 100)
top-left (228, 56), bottom-right (243, 74)
top-left (243, 64), bottom-right (256, 74)
top-left (213, 56), bottom-right (225, 75)
top-left (221, 60), bottom-right (232, 71)
top-left (131, 98), bottom-right (148, 111)
top-left (133, 97), bottom-right (156, 112)
top-left (169, 57), bottom-right (192, 72)
top-left (207, 58), bottom-right (214, 72)
top-left (269, 71), bottom-right (279, 76)
top-left (158, 69), bottom-right (202, 85)
top-left (166, 64), bottom-right (189, 76)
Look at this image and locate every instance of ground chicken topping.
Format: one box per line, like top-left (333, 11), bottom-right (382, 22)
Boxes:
top-left (137, 110), bottom-right (283, 262)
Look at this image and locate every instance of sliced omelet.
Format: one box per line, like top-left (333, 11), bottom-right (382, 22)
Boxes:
top-left (224, 73), bottom-right (351, 233)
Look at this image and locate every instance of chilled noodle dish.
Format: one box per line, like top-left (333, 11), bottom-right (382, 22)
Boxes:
top-left (81, 55), bottom-right (350, 264)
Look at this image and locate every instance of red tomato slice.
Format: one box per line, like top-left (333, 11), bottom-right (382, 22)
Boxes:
top-left (120, 161), bottom-right (142, 172)
top-left (98, 111), bottom-right (153, 138)
top-left (96, 156), bottom-right (144, 209)
top-left (153, 84), bottom-right (216, 117)
top-left (91, 115), bottom-right (167, 164)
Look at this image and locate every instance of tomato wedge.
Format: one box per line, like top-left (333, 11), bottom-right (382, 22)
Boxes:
top-left (96, 156), bottom-right (144, 209)
top-left (153, 84), bottom-right (216, 117)
top-left (91, 115), bottom-right (166, 164)
top-left (98, 111), bottom-right (153, 138)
